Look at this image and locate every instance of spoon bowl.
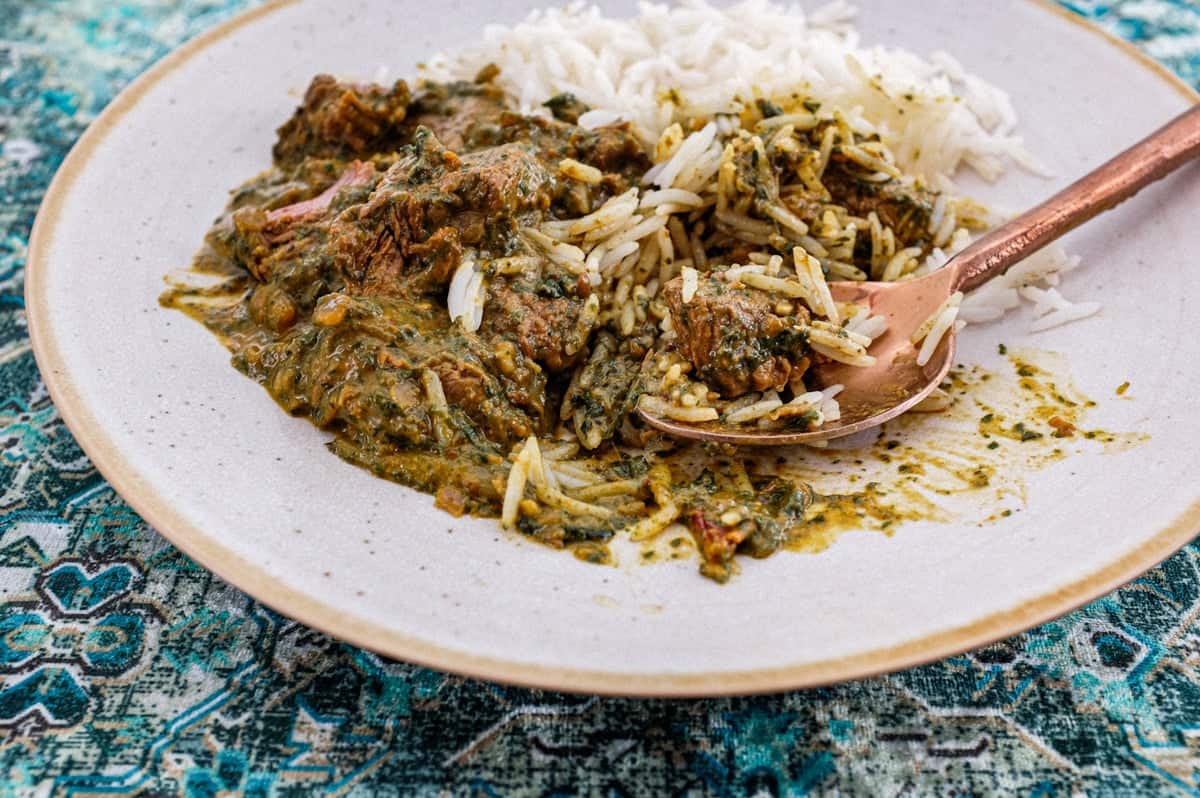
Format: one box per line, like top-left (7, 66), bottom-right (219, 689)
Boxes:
top-left (640, 104), bottom-right (1200, 446)
top-left (640, 267), bottom-right (958, 446)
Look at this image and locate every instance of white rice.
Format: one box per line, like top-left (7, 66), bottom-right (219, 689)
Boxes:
top-left (844, 306), bottom-right (888, 341)
top-left (428, 1), bottom-right (1100, 348)
top-left (959, 244), bottom-right (1095, 332)
top-left (559, 157), bottom-right (604, 184)
top-left (680, 266), bottom-right (699, 303)
top-left (770, 391), bottom-right (823, 422)
top-left (501, 444), bottom-right (531, 528)
top-left (725, 391), bottom-right (784, 424)
top-left (640, 188), bottom-right (705, 209)
top-left (651, 123), bottom-right (718, 189)
top-left (627, 465), bottom-right (681, 541)
top-left (639, 394), bottom-right (718, 423)
top-left (794, 248), bottom-right (839, 324)
top-left (570, 189), bottom-right (639, 236)
top-left (523, 435), bottom-right (550, 490)
top-left (819, 384), bottom-right (844, 421)
top-left (420, 369), bottom-right (448, 414)
top-left (912, 291), bottom-right (963, 366)
top-left (423, 0), bottom-right (1035, 186)
top-left (447, 257), bottom-right (485, 332)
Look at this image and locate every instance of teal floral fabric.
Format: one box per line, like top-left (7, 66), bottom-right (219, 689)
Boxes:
top-left (3, 1), bottom-right (1200, 795)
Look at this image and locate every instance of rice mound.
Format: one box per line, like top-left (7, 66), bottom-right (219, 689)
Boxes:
top-left (422, 0), bottom-right (1041, 187)
top-left (425, 0), bottom-right (1097, 336)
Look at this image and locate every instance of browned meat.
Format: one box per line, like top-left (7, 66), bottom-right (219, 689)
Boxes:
top-left (406, 81), bottom-right (509, 152)
top-left (200, 167), bottom-right (334, 277)
top-left (431, 143), bottom-right (553, 237)
top-left (480, 273), bottom-right (587, 372)
top-left (430, 357), bottom-right (488, 407)
top-left (266, 160), bottom-right (377, 224)
top-left (820, 163), bottom-right (935, 242)
top-left (214, 161), bottom-right (381, 284)
top-left (407, 77), bottom-right (649, 184)
top-left (426, 342), bottom-right (549, 445)
top-left (468, 112), bottom-right (651, 193)
top-left (582, 125), bottom-right (649, 176)
top-left (330, 130), bottom-right (552, 298)
top-left (273, 75), bottom-right (411, 168)
top-left (663, 275), bottom-right (810, 398)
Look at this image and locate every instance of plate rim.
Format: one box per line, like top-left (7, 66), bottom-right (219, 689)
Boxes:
top-left (23, 0), bottom-right (1200, 697)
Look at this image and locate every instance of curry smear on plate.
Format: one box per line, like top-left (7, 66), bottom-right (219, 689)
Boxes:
top-left (633, 348), bottom-right (1145, 573)
top-left (162, 73), bottom-right (1137, 582)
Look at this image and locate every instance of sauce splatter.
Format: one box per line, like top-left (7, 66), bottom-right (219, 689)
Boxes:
top-left (633, 348), bottom-right (1147, 570)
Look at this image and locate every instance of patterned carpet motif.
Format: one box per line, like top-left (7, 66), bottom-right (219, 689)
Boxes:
top-left (2, 1), bottom-right (1200, 794)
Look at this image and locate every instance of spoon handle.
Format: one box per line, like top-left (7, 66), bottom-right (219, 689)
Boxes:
top-left (951, 104), bottom-right (1200, 293)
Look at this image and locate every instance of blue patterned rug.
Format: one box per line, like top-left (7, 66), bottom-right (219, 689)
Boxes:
top-left (3, 1), bottom-right (1200, 794)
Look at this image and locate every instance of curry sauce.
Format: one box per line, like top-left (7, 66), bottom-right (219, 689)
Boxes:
top-left (163, 71), bottom-right (1137, 582)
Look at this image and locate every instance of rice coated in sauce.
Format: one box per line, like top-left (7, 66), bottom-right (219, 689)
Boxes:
top-left (162, 72), bottom-right (1122, 581)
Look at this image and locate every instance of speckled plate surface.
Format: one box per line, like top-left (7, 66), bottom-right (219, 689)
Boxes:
top-left (26, 0), bottom-right (1200, 695)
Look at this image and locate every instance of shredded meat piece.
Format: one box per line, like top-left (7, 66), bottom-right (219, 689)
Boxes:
top-left (274, 75), bottom-right (411, 168)
top-left (266, 160), bottom-right (377, 224)
top-left (220, 160), bottom-right (381, 283)
top-left (481, 276), bottom-right (586, 372)
top-left (663, 275), bottom-right (810, 398)
top-left (406, 81), bottom-right (509, 152)
top-left (330, 131), bottom-right (551, 298)
top-left (469, 112), bottom-right (651, 192)
top-left (821, 163), bottom-right (935, 242)
top-left (431, 357), bottom-right (489, 407)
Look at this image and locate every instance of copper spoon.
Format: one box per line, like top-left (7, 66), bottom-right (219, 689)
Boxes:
top-left (641, 104), bottom-right (1200, 446)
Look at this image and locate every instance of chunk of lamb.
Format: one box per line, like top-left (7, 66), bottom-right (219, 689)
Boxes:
top-left (219, 160), bottom-right (379, 283)
top-left (479, 270), bottom-right (590, 372)
top-left (663, 275), bottom-right (810, 399)
top-left (264, 160), bottom-right (378, 225)
top-left (273, 75), bottom-right (411, 168)
top-left (820, 162), bottom-right (935, 243)
top-left (404, 80), bottom-right (510, 152)
top-left (330, 129), bottom-right (552, 298)
top-left (463, 112), bottom-right (652, 209)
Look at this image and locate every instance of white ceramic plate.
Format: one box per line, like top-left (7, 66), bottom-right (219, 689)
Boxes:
top-left (27, 0), bottom-right (1200, 695)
